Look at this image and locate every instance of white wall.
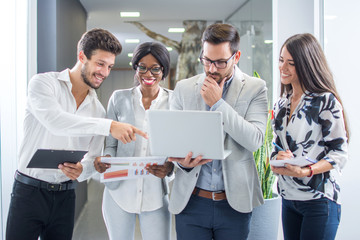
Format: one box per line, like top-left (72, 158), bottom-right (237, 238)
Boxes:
top-left (324, 1), bottom-right (360, 239)
top-left (96, 69), bottom-right (135, 108)
top-left (0, 0), bottom-right (29, 238)
top-left (273, 0), bottom-right (316, 102)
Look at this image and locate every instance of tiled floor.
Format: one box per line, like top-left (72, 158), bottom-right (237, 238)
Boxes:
top-left (72, 176), bottom-right (176, 240)
top-left (72, 177), bottom-right (110, 240)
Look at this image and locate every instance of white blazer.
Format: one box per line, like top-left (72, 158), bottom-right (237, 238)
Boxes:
top-left (169, 66), bottom-right (268, 214)
top-left (103, 87), bottom-right (173, 213)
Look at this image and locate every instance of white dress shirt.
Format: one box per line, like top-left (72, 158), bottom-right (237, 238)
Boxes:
top-left (104, 86), bottom-right (170, 214)
top-left (18, 69), bottom-right (112, 183)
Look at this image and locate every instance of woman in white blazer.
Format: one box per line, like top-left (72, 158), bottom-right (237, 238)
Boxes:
top-left (94, 42), bottom-right (174, 240)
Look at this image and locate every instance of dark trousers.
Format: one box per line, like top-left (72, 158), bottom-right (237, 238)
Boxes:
top-left (282, 197), bottom-right (341, 240)
top-left (6, 180), bottom-right (76, 240)
top-left (175, 194), bottom-right (252, 240)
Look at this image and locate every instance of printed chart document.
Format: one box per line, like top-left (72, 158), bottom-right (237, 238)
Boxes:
top-left (270, 156), bottom-right (317, 167)
top-left (100, 156), bottom-right (167, 182)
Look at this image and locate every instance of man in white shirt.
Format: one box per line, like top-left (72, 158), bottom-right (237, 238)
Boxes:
top-left (6, 28), bottom-right (147, 240)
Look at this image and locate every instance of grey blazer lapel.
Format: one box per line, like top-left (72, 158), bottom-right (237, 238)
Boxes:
top-left (195, 76), bottom-right (207, 111)
top-left (224, 66), bottom-right (245, 107)
top-left (128, 88), bottom-right (137, 124)
top-left (223, 66), bottom-right (245, 143)
top-left (121, 88), bottom-right (136, 155)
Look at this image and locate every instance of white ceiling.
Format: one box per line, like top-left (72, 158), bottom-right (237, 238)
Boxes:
top-left (79, 0), bottom-right (260, 68)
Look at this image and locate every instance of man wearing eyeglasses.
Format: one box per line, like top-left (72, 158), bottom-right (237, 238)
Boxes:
top-left (168, 23), bottom-right (268, 240)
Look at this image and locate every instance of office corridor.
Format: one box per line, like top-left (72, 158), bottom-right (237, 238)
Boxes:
top-left (72, 177), bottom-right (176, 240)
top-left (72, 177), bottom-right (110, 240)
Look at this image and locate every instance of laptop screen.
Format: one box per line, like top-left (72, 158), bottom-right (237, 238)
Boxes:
top-left (147, 110), bottom-right (231, 160)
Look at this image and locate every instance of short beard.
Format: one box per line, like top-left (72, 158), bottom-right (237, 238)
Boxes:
top-left (206, 71), bottom-right (222, 82)
top-left (81, 64), bottom-right (101, 89)
top-left (206, 64), bottom-right (234, 83)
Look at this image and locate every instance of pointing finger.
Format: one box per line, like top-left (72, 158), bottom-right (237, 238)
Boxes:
top-left (133, 127), bottom-right (148, 139)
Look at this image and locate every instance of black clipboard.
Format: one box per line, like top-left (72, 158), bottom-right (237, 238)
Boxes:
top-left (27, 149), bottom-right (88, 169)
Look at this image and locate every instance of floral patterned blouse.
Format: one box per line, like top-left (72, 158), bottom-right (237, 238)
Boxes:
top-left (271, 91), bottom-right (348, 203)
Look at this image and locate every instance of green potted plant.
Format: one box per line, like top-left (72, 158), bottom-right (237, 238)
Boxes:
top-left (253, 105), bottom-right (276, 199)
top-left (248, 71), bottom-right (281, 240)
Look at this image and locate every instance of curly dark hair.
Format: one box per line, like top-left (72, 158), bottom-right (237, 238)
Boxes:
top-left (77, 28), bottom-right (122, 59)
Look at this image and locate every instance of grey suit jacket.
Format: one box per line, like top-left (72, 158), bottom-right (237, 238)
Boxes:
top-left (168, 66), bottom-right (268, 214)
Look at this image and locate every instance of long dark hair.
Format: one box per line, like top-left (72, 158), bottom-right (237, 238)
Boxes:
top-left (280, 33), bottom-right (349, 140)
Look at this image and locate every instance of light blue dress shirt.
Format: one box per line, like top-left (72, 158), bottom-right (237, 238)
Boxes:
top-left (196, 75), bottom-right (234, 191)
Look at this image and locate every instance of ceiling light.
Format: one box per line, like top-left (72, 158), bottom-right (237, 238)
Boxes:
top-left (128, 53), bottom-right (133, 57)
top-left (129, 62), bottom-right (133, 66)
top-left (168, 28), bottom-right (185, 33)
top-left (166, 47), bottom-right (173, 52)
top-left (120, 12), bottom-right (140, 18)
top-left (264, 40), bottom-right (273, 44)
top-left (125, 39), bottom-right (140, 43)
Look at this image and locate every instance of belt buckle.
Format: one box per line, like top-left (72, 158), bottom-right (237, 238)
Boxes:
top-left (47, 183), bottom-right (61, 191)
top-left (212, 191), bottom-right (222, 201)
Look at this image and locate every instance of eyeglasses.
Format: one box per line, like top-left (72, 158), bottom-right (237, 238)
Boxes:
top-left (199, 52), bottom-right (236, 69)
top-left (136, 65), bottom-right (162, 75)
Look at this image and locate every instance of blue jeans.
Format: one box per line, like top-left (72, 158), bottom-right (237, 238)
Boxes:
top-left (282, 197), bottom-right (341, 240)
top-left (175, 194), bottom-right (252, 240)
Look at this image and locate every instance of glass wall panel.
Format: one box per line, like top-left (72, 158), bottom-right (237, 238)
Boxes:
top-left (226, 0), bottom-right (273, 105)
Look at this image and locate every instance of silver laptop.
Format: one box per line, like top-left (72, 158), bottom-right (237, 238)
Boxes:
top-left (147, 110), bottom-right (232, 160)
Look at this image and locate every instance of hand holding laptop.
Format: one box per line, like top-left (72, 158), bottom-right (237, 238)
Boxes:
top-left (168, 152), bottom-right (212, 168)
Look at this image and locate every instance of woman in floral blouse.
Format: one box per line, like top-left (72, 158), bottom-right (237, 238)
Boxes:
top-left (271, 33), bottom-right (349, 240)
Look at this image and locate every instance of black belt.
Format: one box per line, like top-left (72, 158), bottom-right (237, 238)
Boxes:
top-left (15, 170), bottom-right (77, 191)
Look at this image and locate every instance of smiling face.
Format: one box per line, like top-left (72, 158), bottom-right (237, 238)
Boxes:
top-left (279, 46), bottom-right (300, 88)
top-left (136, 54), bottom-right (163, 91)
top-left (80, 49), bottom-right (115, 89)
top-left (202, 41), bottom-right (240, 83)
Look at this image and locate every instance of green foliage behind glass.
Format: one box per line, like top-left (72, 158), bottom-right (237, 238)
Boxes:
top-left (253, 71), bottom-right (276, 199)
